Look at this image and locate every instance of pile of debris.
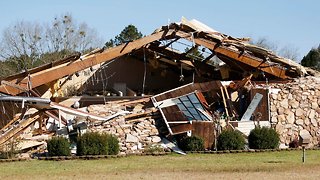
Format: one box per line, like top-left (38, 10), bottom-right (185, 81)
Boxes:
top-left (87, 103), bottom-right (163, 154)
top-left (270, 76), bottom-right (320, 147)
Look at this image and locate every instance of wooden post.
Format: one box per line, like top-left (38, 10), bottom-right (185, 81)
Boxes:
top-left (58, 109), bottom-right (62, 129)
top-left (302, 146), bottom-right (306, 163)
top-left (38, 112), bottom-right (43, 134)
top-left (220, 86), bottom-right (229, 117)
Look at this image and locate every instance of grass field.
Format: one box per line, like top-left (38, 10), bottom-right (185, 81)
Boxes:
top-left (1, 150), bottom-right (320, 180)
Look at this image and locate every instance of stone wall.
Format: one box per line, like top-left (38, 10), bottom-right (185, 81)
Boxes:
top-left (270, 76), bottom-right (320, 147)
top-left (87, 104), bottom-right (163, 155)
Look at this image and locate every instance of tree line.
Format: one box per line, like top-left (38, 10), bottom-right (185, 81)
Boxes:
top-left (0, 14), bottom-right (143, 78)
top-left (251, 37), bottom-right (320, 71)
top-left (0, 14), bottom-right (319, 78)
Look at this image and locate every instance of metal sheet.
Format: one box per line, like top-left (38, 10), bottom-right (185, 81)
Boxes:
top-left (240, 93), bottom-right (263, 121)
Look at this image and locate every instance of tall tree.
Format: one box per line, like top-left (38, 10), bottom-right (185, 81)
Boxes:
top-left (105, 24), bottom-right (143, 47)
top-left (278, 45), bottom-right (299, 61)
top-left (0, 13), bottom-right (102, 72)
top-left (0, 21), bottom-right (44, 71)
top-left (251, 37), bottom-right (299, 61)
top-left (301, 46), bottom-right (320, 71)
top-left (45, 14), bottom-right (101, 53)
top-left (251, 37), bottom-right (278, 53)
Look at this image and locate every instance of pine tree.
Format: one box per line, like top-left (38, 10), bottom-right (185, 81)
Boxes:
top-left (105, 24), bottom-right (143, 48)
top-left (301, 46), bottom-right (320, 71)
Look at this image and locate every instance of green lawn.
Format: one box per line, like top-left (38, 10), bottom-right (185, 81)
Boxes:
top-left (1, 150), bottom-right (320, 180)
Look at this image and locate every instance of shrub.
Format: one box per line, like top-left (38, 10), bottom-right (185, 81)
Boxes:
top-left (144, 144), bottom-right (165, 153)
top-left (0, 139), bottom-right (20, 159)
top-left (248, 127), bottom-right (280, 149)
top-left (217, 129), bottom-right (245, 150)
top-left (47, 136), bottom-right (70, 156)
top-left (105, 134), bottom-right (120, 155)
top-left (77, 132), bottom-right (119, 156)
top-left (179, 135), bottom-right (205, 151)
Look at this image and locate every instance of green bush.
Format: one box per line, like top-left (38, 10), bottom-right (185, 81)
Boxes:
top-left (248, 127), bottom-right (280, 149)
top-left (217, 129), bottom-right (245, 150)
top-left (105, 134), bottom-right (120, 155)
top-left (179, 135), bottom-right (205, 151)
top-left (77, 132), bottom-right (119, 156)
top-left (0, 140), bottom-right (20, 159)
top-left (47, 136), bottom-right (70, 156)
top-left (144, 144), bottom-right (165, 153)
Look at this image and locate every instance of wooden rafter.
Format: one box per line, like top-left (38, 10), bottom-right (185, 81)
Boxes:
top-left (0, 30), bottom-right (176, 95)
top-left (174, 31), bottom-right (290, 79)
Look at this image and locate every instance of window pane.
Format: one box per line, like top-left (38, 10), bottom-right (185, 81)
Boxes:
top-left (184, 101), bottom-right (193, 108)
top-left (180, 96), bottom-right (189, 101)
top-left (176, 103), bottom-right (187, 111)
top-left (193, 115), bottom-right (201, 120)
top-left (188, 94), bottom-right (199, 103)
top-left (200, 114), bottom-right (209, 120)
top-left (194, 103), bottom-right (203, 109)
top-left (188, 108), bottom-right (198, 115)
top-left (182, 110), bottom-right (193, 118)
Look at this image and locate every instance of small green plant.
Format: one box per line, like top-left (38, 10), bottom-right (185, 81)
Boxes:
top-left (47, 136), bottom-right (71, 156)
top-left (144, 144), bottom-right (164, 153)
top-left (217, 129), bottom-right (245, 150)
top-left (179, 135), bottom-right (205, 151)
top-left (248, 127), bottom-right (280, 149)
top-left (77, 132), bottom-right (119, 156)
top-left (0, 139), bottom-right (20, 159)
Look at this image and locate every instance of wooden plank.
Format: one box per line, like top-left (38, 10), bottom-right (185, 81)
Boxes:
top-left (195, 91), bottom-right (210, 110)
top-left (220, 86), bottom-right (229, 117)
top-left (0, 112), bottom-right (41, 145)
top-left (171, 123), bottom-right (192, 134)
top-left (156, 94), bottom-right (166, 102)
top-left (124, 108), bottom-right (158, 119)
top-left (2, 54), bottom-right (80, 82)
top-left (171, 89), bottom-right (181, 98)
top-left (175, 31), bottom-right (290, 79)
top-left (192, 121), bottom-right (215, 149)
top-left (199, 82), bottom-right (210, 92)
top-left (224, 86), bottom-right (237, 117)
top-left (192, 83), bottom-right (202, 92)
top-left (0, 30), bottom-right (176, 95)
top-left (117, 97), bottom-right (151, 106)
top-left (0, 116), bottom-right (20, 133)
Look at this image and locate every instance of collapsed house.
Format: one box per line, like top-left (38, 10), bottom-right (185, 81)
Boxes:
top-left (0, 18), bottom-right (319, 155)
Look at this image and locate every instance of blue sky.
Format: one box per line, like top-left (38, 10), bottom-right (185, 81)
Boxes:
top-left (0, 0), bottom-right (319, 60)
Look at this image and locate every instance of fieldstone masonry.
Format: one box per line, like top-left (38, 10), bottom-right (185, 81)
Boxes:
top-left (87, 103), bottom-right (162, 154)
top-left (270, 76), bottom-right (320, 147)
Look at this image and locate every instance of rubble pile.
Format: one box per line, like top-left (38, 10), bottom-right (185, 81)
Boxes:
top-left (270, 76), bottom-right (320, 147)
top-left (87, 103), bottom-right (164, 154)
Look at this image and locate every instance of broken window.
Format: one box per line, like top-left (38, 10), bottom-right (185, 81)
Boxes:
top-left (173, 93), bottom-right (210, 121)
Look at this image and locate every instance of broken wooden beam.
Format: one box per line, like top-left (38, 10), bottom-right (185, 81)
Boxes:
top-left (124, 108), bottom-right (159, 120)
top-left (175, 30), bottom-right (291, 79)
top-left (0, 111), bottom-right (42, 145)
top-left (0, 29), bottom-right (176, 95)
top-left (118, 97), bottom-right (151, 106)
